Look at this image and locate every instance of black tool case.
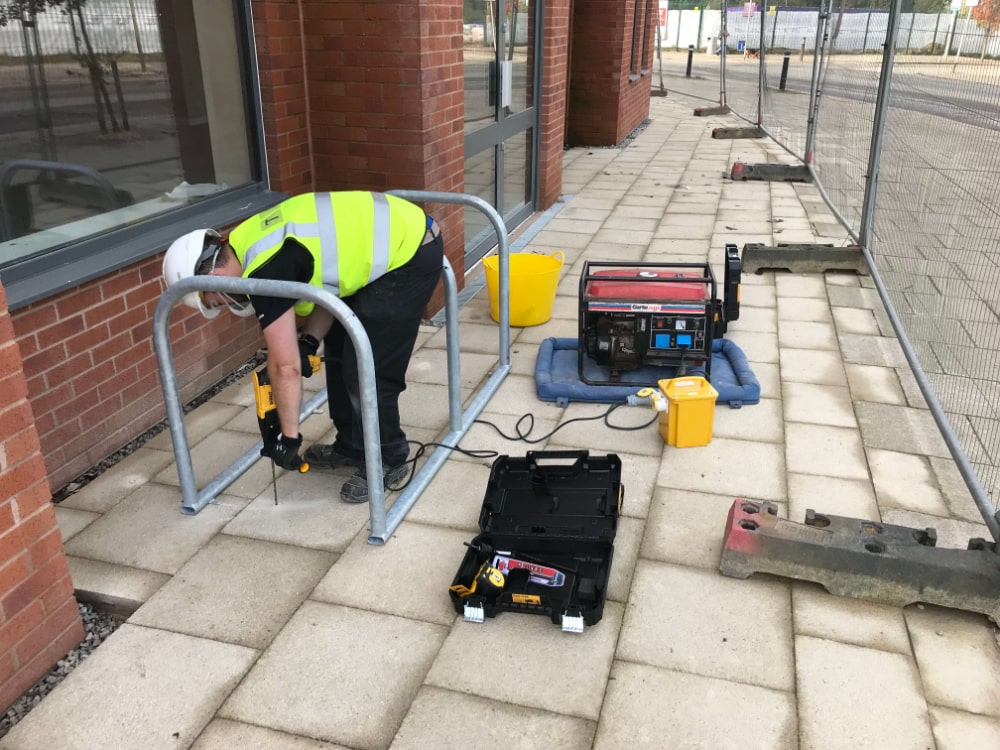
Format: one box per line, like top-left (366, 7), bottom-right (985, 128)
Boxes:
top-left (449, 451), bottom-right (623, 633)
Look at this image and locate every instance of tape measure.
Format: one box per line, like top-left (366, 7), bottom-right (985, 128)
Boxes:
top-left (449, 561), bottom-right (505, 600)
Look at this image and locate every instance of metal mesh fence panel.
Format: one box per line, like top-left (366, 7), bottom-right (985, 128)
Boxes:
top-left (872, 28), bottom-right (1000, 513)
top-left (724, 7), bottom-right (763, 122)
top-left (808, 0), bottom-right (891, 234)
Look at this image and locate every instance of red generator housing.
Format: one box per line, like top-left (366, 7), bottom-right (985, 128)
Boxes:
top-left (578, 249), bottom-right (741, 385)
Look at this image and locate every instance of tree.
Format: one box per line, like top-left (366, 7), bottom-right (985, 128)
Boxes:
top-left (972, 0), bottom-right (1000, 58)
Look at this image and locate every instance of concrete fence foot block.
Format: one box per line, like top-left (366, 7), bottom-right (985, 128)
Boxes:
top-left (741, 242), bottom-right (868, 275)
top-left (721, 499), bottom-right (1000, 625)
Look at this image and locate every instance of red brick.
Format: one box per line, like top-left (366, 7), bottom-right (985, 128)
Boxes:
top-left (1, 551), bottom-right (66, 620)
top-left (15, 595), bottom-right (79, 666)
top-left (2, 425), bottom-right (43, 469)
top-left (0, 553), bottom-right (30, 596)
top-left (39, 573), bottom-right (75, 616)
top-left (0, 455), bottom-right (47, 503)
top-left (10, 303), bottom-right (57, 335)
top-left (0, 599), bottom-right (44, 652)
top-left (28, 527), bottom-right (65, 570)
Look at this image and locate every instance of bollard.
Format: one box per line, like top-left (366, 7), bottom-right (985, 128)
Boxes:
top-left (686, 45), bottom-right (694, 77)
top-left (779, 50), bottom-right (791, 91)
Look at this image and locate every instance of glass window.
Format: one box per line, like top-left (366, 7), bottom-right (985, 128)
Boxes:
top-left (0, 0), bottom-right (257, 273)
top-left (630, 0), bottom-right (643, 76)
top-left (640, 0), bottom-right (652, 73)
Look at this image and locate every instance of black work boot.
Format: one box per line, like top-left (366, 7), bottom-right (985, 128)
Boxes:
top-left (303, 443), bottom-right (364, 473)
top-left (340, 463), bottom-right (409, 504)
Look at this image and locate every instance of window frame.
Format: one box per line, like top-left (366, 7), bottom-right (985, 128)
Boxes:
top-left (0, 0), bottom-right (281, 311)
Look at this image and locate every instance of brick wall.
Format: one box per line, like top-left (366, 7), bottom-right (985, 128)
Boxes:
top-left (538, 0), bottom-right (571, 209)
top-left (566, 0), bottom-right (652, 146)
top-left (280, 0), bottom-right (465, 309)
top-left (11, 256), bottom-right (260, 493)
top-left (0, 281), bottom-right (84, 713)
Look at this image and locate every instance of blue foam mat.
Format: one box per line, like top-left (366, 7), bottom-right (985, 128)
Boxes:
top-left (535, 337), bottom-right (761, 408)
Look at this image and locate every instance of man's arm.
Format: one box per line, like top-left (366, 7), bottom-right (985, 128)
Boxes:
top-left (261, 308), bottom-right (303, 438)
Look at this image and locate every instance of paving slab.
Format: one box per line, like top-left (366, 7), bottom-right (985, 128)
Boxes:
top-left (832, 306), bottom-right (880, 335)
top-left (220, 601), bottom-right (447, 750)
top-left (617, 560), bottom-right (794, 691)
top-left (402, 458), bottom-right (493, 531)
top-left (406, 348), bottom-right (499, 390)
top-left (791, 582), bottom-right (911, 654)
top-left (657, 436), bottom-right (786, 501)
top-left (221, 472), bottom-right (369, 553)
top-left (449, 410), bottom-right (558, 466)
top-left (844, 363), bottom-right (906, 405)
top-left (713, 397), bottom-right (784, 443)
top-left (782, 382), bottom-right (856, 428)
top-left (607, 515), bottom-right (642, 603)
top-left (725, 329), bottom-right (779, 364)
top-left (546, 403), bottom-right (665, 457)
top-left (66, 555), bottom-right (170, 615)
top-left (780, 348), bottom-right (848, 386)
top-left (192, 719), bottom-right (350, 749)
top-left (730, 304), bottom-right (777, 334)
top-left (786, 473), bottom-right (880, 525)
top-left (641, 486), bottom-right (762, 569)
top-left (63, 484), bottom-right (246, 575)
top-left (592, 661), bottom-right (797, 750)
top-left (785, 423), bottom-right (869, 481)
top-left (839, 333), bottom-right (909, 368)
top-left (855, 401), bottom-right (950, 457)
top-left (616, 450), bottom-right (664, 520)
top-left (311, 520), bottom-right (466, 626)
top-left (779, 320), bottom-right (839, 351)
top-left (0, 624), bottom-right (256, 750)
top-left (904, 605), bottom-right (1000, 716)
top-left (929, 706), bottom-right (1000, 750)
top-left (777, 296), bottom-right (833, 322)
top-left (145, 402), bottom-right (244, 452)
top-left (129, 535), bottom-right (335, 649)
top-left (867, 448), bottom-right (950, 516)
top-left (425, 601), bottom-right (624, 721)
top-left (57, 447), bottom-right (175, 513)
top-left (795, 635), bottom-right (934, 750)
top-left (389, 686), bottom-right (595, 750)
top-left (54, 505), bottom-right (99, 543)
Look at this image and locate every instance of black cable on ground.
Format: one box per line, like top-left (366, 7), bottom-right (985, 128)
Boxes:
top-left (389, 401), bottom-right (659, 492)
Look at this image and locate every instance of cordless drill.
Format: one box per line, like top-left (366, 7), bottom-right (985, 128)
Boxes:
top-left (251, 353), bottom-right (322, 453)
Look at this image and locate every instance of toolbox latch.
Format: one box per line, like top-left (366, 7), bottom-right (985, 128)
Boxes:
top-left (561, 611), bottom-right (585, 634)
top-left (463, 602), bottom-right (485, 624)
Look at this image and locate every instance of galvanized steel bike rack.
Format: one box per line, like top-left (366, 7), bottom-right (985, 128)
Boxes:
top-left (153, 191), bottom-right (511, 545)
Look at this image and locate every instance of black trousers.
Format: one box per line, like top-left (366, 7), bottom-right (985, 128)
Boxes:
top-left (323, 233), bottom-right (444, 467)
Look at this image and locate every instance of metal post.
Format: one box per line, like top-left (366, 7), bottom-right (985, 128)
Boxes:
top-left (858, 0), bottom-right (902, 252)
top-left (686, 44), bottom-right (694, 76)
top-left (127, 0), bottom-right (147, 71)
top-left (944, 10), bottom-right (957, 57)
top-left (720, 7), bottom-right (728, 107)
top-left (804, 0), bottom-right (830, 164)
top-left (758, 1), bottom-right (766, 126)
top-left (863, 10), bottom-right (871, 51)
top-left (779, 49), bottom-right (790, 90)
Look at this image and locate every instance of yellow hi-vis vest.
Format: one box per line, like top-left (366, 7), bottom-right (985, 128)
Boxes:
top-left (229, 191), bottom-right (427, 316)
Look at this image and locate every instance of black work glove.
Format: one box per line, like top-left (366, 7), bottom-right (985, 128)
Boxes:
top-left (269, 433), bottom-right (304, 471)
top-left (298, 334), bottom-right (320, 378)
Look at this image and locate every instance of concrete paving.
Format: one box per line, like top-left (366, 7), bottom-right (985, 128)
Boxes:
top-left (5, 93), bottom-right (1000, 749)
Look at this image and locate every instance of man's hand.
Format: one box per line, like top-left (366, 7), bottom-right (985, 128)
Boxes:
top-left (270, 433), bottom-right (304, 471)
top-left (298, 334), bottom-right (320, 378)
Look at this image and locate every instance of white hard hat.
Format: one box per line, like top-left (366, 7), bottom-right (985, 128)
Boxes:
top-left (162, 228), bottom-right (253, 319)
top-left (162, 228), bottom-right (223, 318)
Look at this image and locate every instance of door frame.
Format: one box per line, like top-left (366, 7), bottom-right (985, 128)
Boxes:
top-left (463, 0), bottom-right (544, 267)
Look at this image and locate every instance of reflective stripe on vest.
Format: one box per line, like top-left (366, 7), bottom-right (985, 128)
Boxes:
top-left (240, 192), bottom-right (392, 295)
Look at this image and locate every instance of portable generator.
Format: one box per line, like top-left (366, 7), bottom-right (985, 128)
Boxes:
top-left (578, 245), bottom-right (741, 386)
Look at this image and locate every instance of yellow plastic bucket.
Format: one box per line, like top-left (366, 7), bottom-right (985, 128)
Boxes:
top-left (483, 251), bottom-right (565, 327)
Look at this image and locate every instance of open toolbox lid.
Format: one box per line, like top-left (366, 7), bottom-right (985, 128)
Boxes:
top-left (478, 451), bottom-right (622, 542)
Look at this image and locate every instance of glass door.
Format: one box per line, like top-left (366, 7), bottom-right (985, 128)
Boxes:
top-left (462, 0), bottom-right (540, 266)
